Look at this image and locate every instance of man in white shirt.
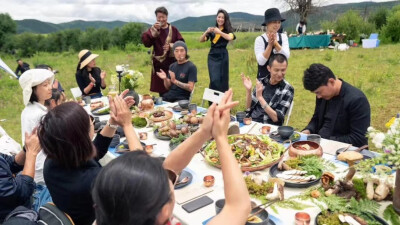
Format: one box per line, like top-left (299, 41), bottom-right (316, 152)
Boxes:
top-left (254, 8), bottom-right (290, 79)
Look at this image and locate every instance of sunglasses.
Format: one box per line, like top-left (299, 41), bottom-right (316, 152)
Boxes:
top-left (165, 169), bottom-right (179, 186)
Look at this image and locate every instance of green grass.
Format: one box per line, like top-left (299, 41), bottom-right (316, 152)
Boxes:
top-left (1, 32), bottom-right (400, 149)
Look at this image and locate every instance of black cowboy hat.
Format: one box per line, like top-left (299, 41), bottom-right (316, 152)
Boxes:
top-left (262, 8), bottom-right (285, 26)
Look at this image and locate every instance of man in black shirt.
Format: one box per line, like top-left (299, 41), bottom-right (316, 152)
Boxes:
top-left (15, 59), bottom-right (30, 78)
top-left (156, 41), bottom-right (197, 102)
top-left (242, 54), bottom-right (294, 125)
top-left (302, 64), bottom-right (371, 147)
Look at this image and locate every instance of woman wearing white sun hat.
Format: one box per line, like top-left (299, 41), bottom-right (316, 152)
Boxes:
top-left (19, 69), bottom-right (54, 184)
top-left (75, 49), bottom-right (107, 99)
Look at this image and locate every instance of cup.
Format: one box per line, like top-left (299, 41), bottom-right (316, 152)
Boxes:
top-left (155, 97), bottom-right (163, 105)
top-left (215, 199), bottom-right (225, 214)
top-left (236, 111), bottom-right (246, 123)
top-left (295, 212), bottom-right (310, 225)
top-left (83, 96), bottom-right (91, 105)
top-left (203, 175), bottom-right (215, 187)
top-left (108, 85), bottom-right (118, 98)
top-left (307, 134), bottom-right (321, 144)
top-left (139, 132), bottom-right (148, 140)
top-left (260, 126), bottom-right (271, 134)
top-left (188, 103), bottom-right (197, 114)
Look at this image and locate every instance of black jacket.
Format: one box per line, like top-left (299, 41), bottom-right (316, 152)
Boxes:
top-left (44, 134), bottom-right (112, 225)
top-left (304, 80), bottom-right (371, 147)
top-left (15, 63), bottom-right (30, 76)
top-left (0, 154), bottom-right (35, 222)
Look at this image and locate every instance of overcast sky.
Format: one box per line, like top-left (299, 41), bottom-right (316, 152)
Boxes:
top-left (1, 0), bottom-right (394, 24)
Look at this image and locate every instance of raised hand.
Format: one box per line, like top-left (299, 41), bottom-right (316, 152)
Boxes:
top-left (109, 96), bottom-right (132, 128)
top-left (25, 128), bottom-right (41, 157)
top-left (241, 73), bottom-right (252, 91)
top-left (154, 22), bottom-right (161, 30)
top-left (89, 74), bottom-right (96, 83)
top-left (156, 69), bottom-right (167, 80)
top-left (213, 27), bottom-right (222, 34)
top-left (256, 80), bottom-right (264, 99)
top-left (169, 70), bottom-right (176, 84)
top-left (100, 70), bottom-right (106, 80)
top-left (119, 89), bottom-right (135, 108)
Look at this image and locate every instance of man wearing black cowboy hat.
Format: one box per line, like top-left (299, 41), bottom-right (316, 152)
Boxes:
top-left (255, 8), bottom-right (290, 80)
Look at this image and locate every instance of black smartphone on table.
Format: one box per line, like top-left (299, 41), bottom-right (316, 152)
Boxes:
top-left (182, 196), bottom-right (214, 213)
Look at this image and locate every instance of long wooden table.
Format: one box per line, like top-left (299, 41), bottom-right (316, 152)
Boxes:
top-left (88, 98), bottom-right (394, 225)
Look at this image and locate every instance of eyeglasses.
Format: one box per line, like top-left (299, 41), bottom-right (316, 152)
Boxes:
top-left (165, 169), bottom-right (179, 186)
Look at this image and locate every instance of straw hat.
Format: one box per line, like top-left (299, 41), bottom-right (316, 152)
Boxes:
top-left (19, 69), bottom-right (54, 106)
top-left (78, 49), bottom-right (99, 70)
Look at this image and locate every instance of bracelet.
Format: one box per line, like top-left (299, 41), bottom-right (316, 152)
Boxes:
top-left (107, 121), bottom-right (118, 129)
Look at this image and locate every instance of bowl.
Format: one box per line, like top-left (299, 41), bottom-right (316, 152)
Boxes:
top-left (203, 175), bottom-right (215, 187)
top-left (246, 207), bottom-right (269, 225)
top-left (139, 132), bottom-right (147, 140)
top-left (295, 212), bottom-right (310, 225)
top-left (145, 144), bottom-right (155, 154)
top-left (215, 199), bottom-right (269, 225)
top-left (289, 141), bottom-right (323, 158)
top-left (178, 100), bottom-right (190, 109)
top-left (277, 126), bottom-right (294, 139)
top-left (260, 126), bottom-right (271, 134)
top-left (243, 117), bottom-right (252, 125)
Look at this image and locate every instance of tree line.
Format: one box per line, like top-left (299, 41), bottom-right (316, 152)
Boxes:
top-left (0, 13), bottom-right (146, 57)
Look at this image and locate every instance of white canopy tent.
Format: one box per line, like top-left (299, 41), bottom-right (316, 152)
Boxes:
top-left (0, 58), bottom-right (18, 78)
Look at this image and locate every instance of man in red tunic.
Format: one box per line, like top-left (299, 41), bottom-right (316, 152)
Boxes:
top-left (142, 6), bottom-right (184, 95)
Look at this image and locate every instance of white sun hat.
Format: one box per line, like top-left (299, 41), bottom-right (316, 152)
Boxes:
top-left (19, 69), bottom-right (54, 106)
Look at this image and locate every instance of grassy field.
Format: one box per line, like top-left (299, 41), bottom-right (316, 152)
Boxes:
top-left (1, 32), bottom-right (400, 147)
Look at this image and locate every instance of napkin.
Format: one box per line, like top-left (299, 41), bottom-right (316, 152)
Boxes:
top-left (175, 183), bottom-right (214, 205)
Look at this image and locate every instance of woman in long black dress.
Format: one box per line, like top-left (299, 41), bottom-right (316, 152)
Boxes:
top-left (200, 9), bottom-right (235, 93)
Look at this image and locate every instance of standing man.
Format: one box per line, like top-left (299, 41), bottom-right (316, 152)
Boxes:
top-left (15, 59), bottom-right (30, 78)
top-left (156, 41), bottom-right (197, 102)
top-left (142, 6), bottom-right (184, 96)
top-left (302, 64), bottom-right (371, 147)
top-left (254, 8), bottom-right (290, 80)
top-left (242, 54), bottom-right (294, 125)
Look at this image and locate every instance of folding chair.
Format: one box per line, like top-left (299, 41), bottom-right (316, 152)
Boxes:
top-left (201, 88), bottom-right (224, 107)
top-left (70, 87), bottom-right (82, 101)
top-left (284, 101), bottom-right (294, 126)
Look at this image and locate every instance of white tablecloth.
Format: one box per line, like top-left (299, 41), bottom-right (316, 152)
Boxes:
top-left (87, 98), bottom-right (394, 225)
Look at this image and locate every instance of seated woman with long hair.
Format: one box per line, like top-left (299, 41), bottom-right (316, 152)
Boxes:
top-left (38, 93), bottom-right (141, 225)
top-left (92, 89), bottom-right (251, 225)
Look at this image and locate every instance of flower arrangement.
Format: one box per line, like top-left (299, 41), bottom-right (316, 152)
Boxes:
top-left (367, 117), bottom-right (400, 169)
top-left (118, 65), bottom-right (144, 91)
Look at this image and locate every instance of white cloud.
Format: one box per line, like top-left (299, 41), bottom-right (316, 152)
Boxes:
top-left (0, 0), bottom-right (394, 24)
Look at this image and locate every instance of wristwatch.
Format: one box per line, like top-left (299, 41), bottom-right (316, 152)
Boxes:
top-left (107, 122), bottom-right (118, 129)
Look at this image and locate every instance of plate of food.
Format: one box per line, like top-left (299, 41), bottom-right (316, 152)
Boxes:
top-left (269, 155), bottom-right (335, 188)
top-left (315, 210), bottom-right (388, 225)
top-left (149, 110), bottom-right (173, 122)
top-left (154, 129), bottom-right (172, 140)
top-left (131, 116), bottom-right (149, 129)
top-left (175, 170), bottom-right (193, 189)
top-left (92, 106), bottom-right (110, 116)
top-left (90, 101), bottom-right (104, 111)
top-left (115, 141), bottom-right (146, 153)
top-left (203, 134), bottom-right (285, 172)
top-left (169, 134), bottom-right (189, 150)
top-left (269, 131), bottom-right (301, 143)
